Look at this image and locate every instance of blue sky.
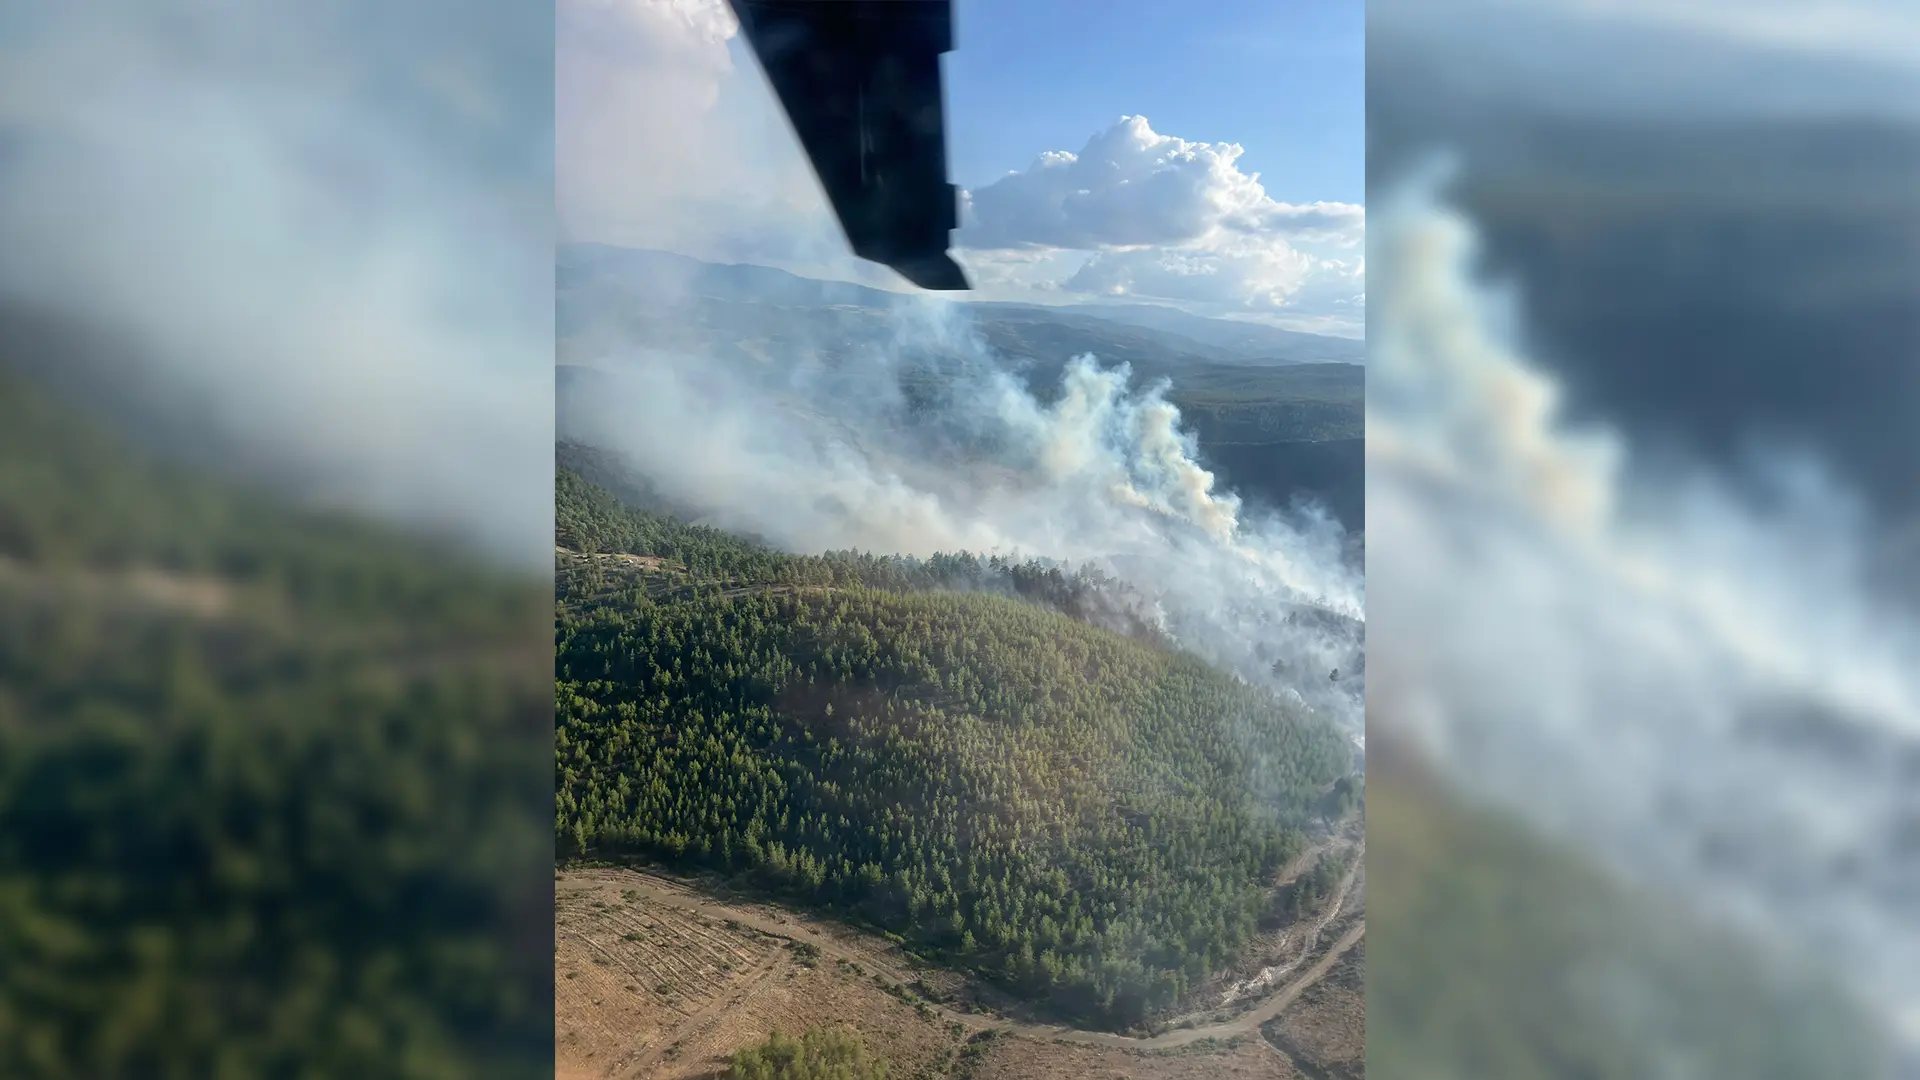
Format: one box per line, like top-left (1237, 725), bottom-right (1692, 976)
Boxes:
top-left (943, 0), bottom-right (1363, 201)
top-left (559, 0), bottom-right (1366, 334)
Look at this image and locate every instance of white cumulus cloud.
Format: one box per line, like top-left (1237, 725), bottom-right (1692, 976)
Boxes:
top-left (959, 116), bottom-right (1363, 322)
top-left (556, 9), bottom-right (1364, 327)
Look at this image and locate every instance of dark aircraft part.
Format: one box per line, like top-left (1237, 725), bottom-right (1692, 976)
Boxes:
top-left (727, 0), bottom-right (970, 291)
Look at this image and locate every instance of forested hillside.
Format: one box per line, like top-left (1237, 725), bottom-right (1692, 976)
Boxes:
top-left (556, 457), bottom-right (1168, 641)
top-left (0, 360), bottom-right (551, 1079)
top-left (554, 465), bottom-right (1355, 1031)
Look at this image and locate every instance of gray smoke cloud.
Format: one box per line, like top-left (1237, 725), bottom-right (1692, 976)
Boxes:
top-left (0, 0), bottom-right (553, 568)
top-left (561, 287), bottom-right (1365, 735)
top-left (1367, 170), bottom-right (1920, 1054)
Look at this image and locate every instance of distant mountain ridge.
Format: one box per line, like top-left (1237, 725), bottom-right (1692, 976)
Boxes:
top-left (557, 242), bottom-right (1364, 366)
top-left (975, 300), bottom-right (1364, 363)
top-left (559, 243), bottom-right (895, 310)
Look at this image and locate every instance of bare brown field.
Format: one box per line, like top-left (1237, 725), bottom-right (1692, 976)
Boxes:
top-left (557, 868), bottom-right (976, 1080)
top-left (1261, 940), bottom-right (1364, 1080)
top-left (556, 864), bottom-right (1364, 1079)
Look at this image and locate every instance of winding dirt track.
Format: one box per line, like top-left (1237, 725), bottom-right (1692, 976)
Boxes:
top-left (613, 860), bottom-right (1363, 1051)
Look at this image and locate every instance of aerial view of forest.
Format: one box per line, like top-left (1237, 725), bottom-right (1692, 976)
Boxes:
top-left (555, 464), bottom-right (1359, 1033)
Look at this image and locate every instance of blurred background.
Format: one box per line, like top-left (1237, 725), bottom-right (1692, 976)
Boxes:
top-left (0, 2), bottom-right (554, 1077)
top-left (1365, 1), bottom-right (1919, 1077)
top-left (6, 0), bottom-right (1917, 1076)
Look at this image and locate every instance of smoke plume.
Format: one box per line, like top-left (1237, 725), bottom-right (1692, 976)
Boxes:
top-left (560, 283), bottom-right (1365, 734)
top-left (0, 0), bottom-right (553, 569)
top-left (1367, 170), bottom-right (1920, 1053)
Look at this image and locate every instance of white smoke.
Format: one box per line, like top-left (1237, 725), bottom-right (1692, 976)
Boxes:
top-left (1367, 171), bottom-right (1920, 1051)
top-left (0, 0), bottom-right (553, 569)
top-left (561, 290), bottom-right (1365, 733)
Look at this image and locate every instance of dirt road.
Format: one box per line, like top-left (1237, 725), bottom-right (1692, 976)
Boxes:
top-left (611, 868), bottom-right (1364, 1051)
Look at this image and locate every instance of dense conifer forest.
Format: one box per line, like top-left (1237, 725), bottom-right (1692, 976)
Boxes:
top-left (555, 464), bottom-right (1355, 1030)
top-left (0, 363), bottom-right (551, 1079)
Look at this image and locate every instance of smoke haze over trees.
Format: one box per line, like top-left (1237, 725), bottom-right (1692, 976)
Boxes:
top-left (555, 466), bottom-right (1355, 1031)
